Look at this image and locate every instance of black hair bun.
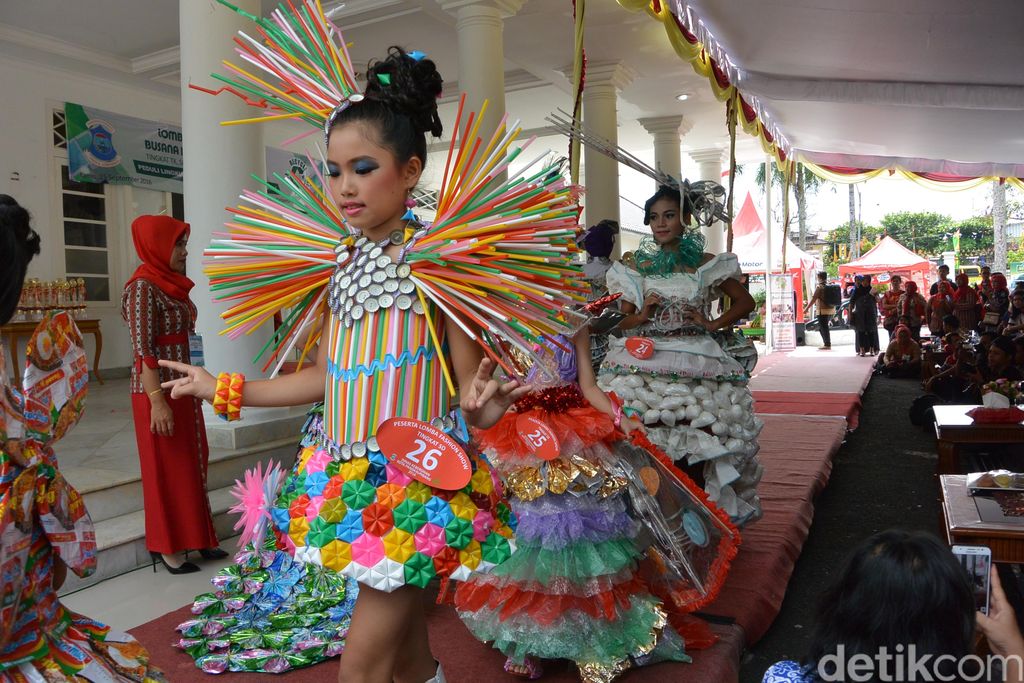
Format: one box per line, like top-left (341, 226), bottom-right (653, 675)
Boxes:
top-left (365, 47), bottom-right (443, 138)
top-left (0, 194), bottom-right (40, 258)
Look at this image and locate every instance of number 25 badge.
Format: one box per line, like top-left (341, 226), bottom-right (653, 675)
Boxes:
top-left (515, 414), bottom-right (560, 460)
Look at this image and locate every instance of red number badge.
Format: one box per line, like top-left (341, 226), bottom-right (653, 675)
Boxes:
top-left (377, 418), bottom-right (472, 490)
top-left (515, 414), bottom-right (561, 461)
top-left (626, 337), bottom-right (655, 360)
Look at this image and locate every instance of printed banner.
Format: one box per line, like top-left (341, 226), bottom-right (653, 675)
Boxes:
top-left (65, 103), bottom-right (182, 193)
top-left (769, 273), bottom-right (797, 352)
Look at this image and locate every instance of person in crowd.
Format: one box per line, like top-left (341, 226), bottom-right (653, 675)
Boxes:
top-left (122, 215), bottom-right (224, 575)
top-left (803, 271), bottom-right (835, 350)
top-left (850, 274), bottom-right (879, 356)
top-left (926, 281), bottom-right (954, 337)
top-left (761, 530), bottom-right (975, 683)
top-left (881, 324), bottom-right (921, 378)
top-left (976, 328), bottom-right (996, 376)
top-left (951, 271), bottom-right (981, 332)
top-left (930, 263), bottom-right (958, 295)
top-left (924, 342), bottom-right (976, 401)
top-left (978, 265), bottom-right (993, 303)
top-left (980, 335), bottom-right (1023, 384)
top-left (0, 195), bottom-right (167, 680)
top-left (579, 219), bottom-right (620, 373)
top-left (898, 281), bottom-right (927, 341)
top-left (983, 272), bottom-right (1011, 331)
top-left (1002, 290), bottom-right (1024, 336)
top-left (976, 568), bottom-right (1024, 683)
top-left (879, 274), bottom-right (903, 340)
top-left (1013, 335), bottom-right (1024, 374)
top-left (599, 184), bottom-right (762, 525)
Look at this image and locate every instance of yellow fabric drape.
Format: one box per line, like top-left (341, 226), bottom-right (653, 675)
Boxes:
top-left (617, 1), bottom-right (1023, 193)
top-left (617, 0), bottom-right (788, 169)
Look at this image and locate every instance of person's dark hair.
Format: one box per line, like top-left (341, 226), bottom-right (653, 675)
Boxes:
top-left (942, 314), bottom-right (960, 331)
top-left (581, 220), bottom-right (618, 258)
top-left (991, 334), bottom-right (1015, 359)
top-left (642, 185), bottom-right (693, 225)
top-left (804, 530), bottom-right (974, 682)
top-left (1012, 335), bottom-right (1024, 355)
top-left (816, 271), bottom-right (827, 282)
top-left (938, 263), bottom-right (950, 273)
top-left (329, 47), bottom-right (443, 165)
top-left (0, 195), bottom-right (41, 325)
top-left (891, 274), bottom-right (901, 283)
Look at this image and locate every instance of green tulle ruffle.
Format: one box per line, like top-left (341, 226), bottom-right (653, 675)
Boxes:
top-left (491, 537), bottom-right (640, 585)
top-left (461, 596), bottom-right (689, 667)
top-left (633, 234), bottom-right (705, 277)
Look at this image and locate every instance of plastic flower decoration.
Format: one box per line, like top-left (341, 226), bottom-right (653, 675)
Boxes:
top-left (229, 460), bottom-right (286, 548)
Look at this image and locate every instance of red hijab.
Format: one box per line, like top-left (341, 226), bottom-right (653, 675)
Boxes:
top-left (124, 215), bottom-right (194, 301)
top-left (902, 281), bottom-right (924, 316)
top-left (952, 273), bottom-right (977, 303)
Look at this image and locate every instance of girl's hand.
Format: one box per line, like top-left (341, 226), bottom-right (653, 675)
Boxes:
top-left (158, 359), bottom-right (217, 402)
top-left (641, 293), bottom-right (662, 319)
top-left (461, 358), bottom-right (531, 430)
top-left (149, 397), bottom-right (174, 436)
top-left (620, 417), bottom-right (646, 435)
top-left (976, 568), bottom-right (1024, 659)
top-left (684, 309), bottom-right (716, 331)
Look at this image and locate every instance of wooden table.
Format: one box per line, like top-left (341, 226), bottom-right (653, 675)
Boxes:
top-left (933, 404), bottom-right (1024, 474)
top-left (940, 474), bottom-right (1024, 563)
top-left (1, 318), bottom-right (103, 387)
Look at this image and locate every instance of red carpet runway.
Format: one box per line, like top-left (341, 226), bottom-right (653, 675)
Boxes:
top-left (130, 351), bottom-right (873, 682)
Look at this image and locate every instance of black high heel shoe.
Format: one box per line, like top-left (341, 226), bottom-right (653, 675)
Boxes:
top-left (198, 547), bottom-right (229, 560)
top-left (150, 551), bottom-right (200, 575)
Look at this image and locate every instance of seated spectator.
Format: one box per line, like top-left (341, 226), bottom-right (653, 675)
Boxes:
top-left (982, 273), bottom-right (1010, 331)
top-left (976, 329), bottom-right (996, 376)
top-left (924, 343), bottom-right (975, 402)
top-left (1002, 291), bottom-right (1024, 336)
top-left (940, 313), bottom-right (961, 341)
top-left (761, 530), bottom-right (975, 683)
top-left (961, 335), bottom-right (1023, 403)
top-left (881, 325), bottom-right (921, 378)
top-left (1014, 335), bottom-right (1024, 374)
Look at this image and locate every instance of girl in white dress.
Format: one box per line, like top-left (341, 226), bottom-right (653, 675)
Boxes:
top-left (598, 186), bottom-right (763, 525)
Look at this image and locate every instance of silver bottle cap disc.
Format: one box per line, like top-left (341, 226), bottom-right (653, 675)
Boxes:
top-left (351, 441), bottom-right (368, 458)
top-left (389, 230), bottom-right (405, 246)
top-left (385, 263), bottom-right (398, 278)
top-left (378, 293), bottom-right (394, 309)
top-left (371, 270), bottom-right (387, 284)
top-left (355, 290), bottom-right (370, 304)
top-left (368, 283), bottom-right (384, 296)
top-left (412, 299), bottom-right (425, 315)
top-left (396, 294), bottom-right (413, 310)
top-left (398, 279), bottom-right (416, 294)
top-left (351, 304), bottom-right (364, 320)
top-left (383, 279), bottom-right (399, 293)
top-left (365, 298), bottom-right (380, 313)
top-left (367, 436), bottom-right (379, 452)
top-left (396, 264), bottom-right (412, 278)
top-left (358, 274), bottom-right (372, 288)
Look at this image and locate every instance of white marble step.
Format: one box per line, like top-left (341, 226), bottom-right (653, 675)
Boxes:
top-left (60, 484), bottom-right (242, 595)
top-left (78, 430), bottom-right (303, 523)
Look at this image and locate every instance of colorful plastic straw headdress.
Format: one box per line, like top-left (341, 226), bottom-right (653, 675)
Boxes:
top-left (199, 0), bottom-right (588, 384)
top-left (546, 110), bottom-right (728, 228)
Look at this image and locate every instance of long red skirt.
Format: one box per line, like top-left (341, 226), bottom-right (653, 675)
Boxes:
top-left (131, 393), bottom-right (218, 554)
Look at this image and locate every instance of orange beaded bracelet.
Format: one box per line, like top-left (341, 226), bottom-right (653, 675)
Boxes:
top-left (212, 372), bottom-right (245, 421)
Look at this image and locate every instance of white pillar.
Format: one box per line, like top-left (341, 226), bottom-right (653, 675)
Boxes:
top-left (690, 148), bottom-right (727, 255)
top-left (179, 0), bottom-right (269, 377)
top-left (441, 1), bottom-right (523, 145)
top-left (638, 115), bottom-right (690, 186)
top-left (582, 62), bottom-right (634, 256)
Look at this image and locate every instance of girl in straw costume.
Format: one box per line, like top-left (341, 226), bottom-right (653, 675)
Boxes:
top-left (160, 2), bottom-right (587, 680)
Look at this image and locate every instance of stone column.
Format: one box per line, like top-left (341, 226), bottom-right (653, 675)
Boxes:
top-left (179, 0), bottom-right (268, 377)
top-left (440, 0), bottom-right (523, 146)
top-left (638, 115), bottom-right (690, 186)
top-left (690, 148), bottom-right (728, 254)
top-left (582, 62), bottom-right (634, 255)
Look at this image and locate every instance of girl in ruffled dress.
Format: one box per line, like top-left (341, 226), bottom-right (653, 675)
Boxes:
top-left (456, 329), bottom-right (738, 681)
top-left (598, 185), bottom-right (763, 526)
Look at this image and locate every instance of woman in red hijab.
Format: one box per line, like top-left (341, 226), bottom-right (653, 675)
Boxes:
top-left (926, 281), bottom-right (954, 337)
top-left (122, 215), bottom-right (223, 574)
top-left (951, 272), bottom-right (981, 332)
top-left (897, 280), bottom-right (927, 341)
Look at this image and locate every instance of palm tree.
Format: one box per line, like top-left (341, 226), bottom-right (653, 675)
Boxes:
top-left (754, 162), bottom-right (826, 250)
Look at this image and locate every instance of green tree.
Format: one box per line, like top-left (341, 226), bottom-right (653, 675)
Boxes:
top-left (878, 211), bottom-right (952, 256)
top-left (754, 162), bottom-right (828, 250)
top-left (826, 221), bottom-right (882, 258)
top-left (948, 216), bottom-right (994, 256)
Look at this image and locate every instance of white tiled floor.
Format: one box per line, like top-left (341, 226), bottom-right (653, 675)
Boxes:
top-left (61, 542), bottom-right (238, 630)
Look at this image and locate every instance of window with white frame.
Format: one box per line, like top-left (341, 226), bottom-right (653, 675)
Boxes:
top-left (54, 107), bottom-right (111, 302)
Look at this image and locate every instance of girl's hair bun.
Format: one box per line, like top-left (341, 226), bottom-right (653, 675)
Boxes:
top-left (365, 47), bottom-right (443, 138)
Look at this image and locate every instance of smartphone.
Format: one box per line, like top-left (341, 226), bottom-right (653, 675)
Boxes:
top-left (953, 545), bottom-right (992, 615)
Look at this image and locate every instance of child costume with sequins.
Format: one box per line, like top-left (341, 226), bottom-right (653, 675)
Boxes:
top-left (173, 0), bottom-right (586, 673)
top-left (456, 336), bottom-right (739, 682)
top-left (0, 313), bottom-right (166, 681)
